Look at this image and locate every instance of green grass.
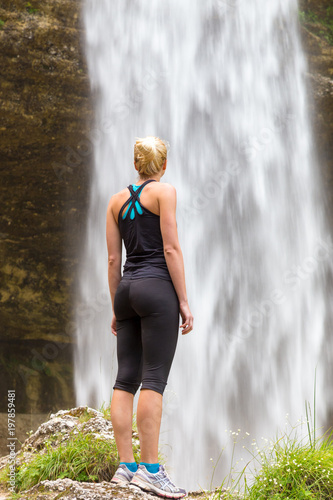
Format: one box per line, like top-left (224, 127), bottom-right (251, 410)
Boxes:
top-left (0, 403), bottom-right (165, 495)
top-left (0, 464), bottom-right (10, 485)
top-left (209, 371), bottom-right (333, 500)
top-left (0, 19), bottom-right (5, 29)
top-left (13, 428), bottom-right (141, 492)
top-left (77, 407), bottom-right (95, 424)
top-left (209, 414), bottom-right (333, 500)
top-left (0, 404), bottom-right (141, 494)
top-left (98, 401), bottom-right (112, 420)
top-left (298, 6), bottom-right (333, 45)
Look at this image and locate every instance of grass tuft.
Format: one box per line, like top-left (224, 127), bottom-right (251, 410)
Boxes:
top-left (13, 427), bottom-right (141, 492)
top-left (0, 403), bottom-right (166, 495)
top-left (209, 419), bottom-right (333, 499)
top-left (244, 428), bottom-right (333, 499)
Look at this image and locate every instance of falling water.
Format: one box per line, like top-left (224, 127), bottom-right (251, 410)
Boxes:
top-left (74, 0), bottom-right (333, 490)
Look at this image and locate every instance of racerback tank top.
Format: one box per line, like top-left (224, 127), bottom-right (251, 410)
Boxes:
top-left (118, 179), bottom-right (171, 280)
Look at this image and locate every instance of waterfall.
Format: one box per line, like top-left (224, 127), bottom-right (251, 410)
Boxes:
top-left (74, 0), bottom-right (333, 490)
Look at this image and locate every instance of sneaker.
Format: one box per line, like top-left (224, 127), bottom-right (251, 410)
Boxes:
top-left (131, 464), bottom-right (187, 498)
top-left (111, 463), bottom-right (135, 484)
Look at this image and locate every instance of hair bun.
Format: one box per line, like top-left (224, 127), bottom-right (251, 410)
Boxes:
top-left (134, 136), bottom-right (168, 177)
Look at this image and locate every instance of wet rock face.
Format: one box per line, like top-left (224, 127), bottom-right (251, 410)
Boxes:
top-left (298, 0), bottom-right (333, 223)
top-left (0, 0), bottom-right (93, 412)
top-left (0, 0), bottom-right (92, 341)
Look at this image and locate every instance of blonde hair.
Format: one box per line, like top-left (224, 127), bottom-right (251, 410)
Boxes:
top-left (134, 135), bottom-right (169, 178)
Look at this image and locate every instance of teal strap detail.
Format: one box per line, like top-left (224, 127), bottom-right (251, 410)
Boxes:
top-left (122, 201), bottom-right (132, 220)
top-left (122, 184), bottom-right (144, 220)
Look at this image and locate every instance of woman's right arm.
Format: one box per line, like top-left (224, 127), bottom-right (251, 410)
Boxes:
top-left (159, 184), bottom-right (193, 335)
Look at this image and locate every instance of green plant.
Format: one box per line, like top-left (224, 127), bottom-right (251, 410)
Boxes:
top-left (25, 2), bottom-right (39, 14)
top-left (211, 433), bottom-right (248, 495)
top-left (14, 427), bottom-right (141, 492)
top-left (0, 464), bottom-right (10, 484)
top-left (0, 19), bottom-right (5, 29)
top-left (208, 424), bottom-right (333, 500)
top-left (98, 401), bottom-right (111, 420)
top-left (244, 426), bottom-right (333, 499)
top-left (210, 371), bottom-right (333, 499)
top-left (77, 408), bottom-right (94, 424)
top-left (298, 6), bottom-right (333, 45)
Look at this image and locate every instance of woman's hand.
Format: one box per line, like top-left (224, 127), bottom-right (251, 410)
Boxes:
top-left (179, 301), bottom-right (193, 335)
top-left (111, 313), bottom-right (117, 336)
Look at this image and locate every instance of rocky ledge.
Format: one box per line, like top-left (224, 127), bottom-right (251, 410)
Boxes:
top-left (0, 406), bottom-right (226, 499)
top-left (5, 478), bottom-right (210, 500)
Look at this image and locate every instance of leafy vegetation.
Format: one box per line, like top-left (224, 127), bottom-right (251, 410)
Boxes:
top-left (25, 3), bottom-right (39, 14)
top-left (208, 425), bottom-right (333, 499)
top-left (299, 6), bottom-right (333, 45)
top-left (0, 404), bottom-right (164, 496)
top-left (14, 431), bottom-right (123, 491)
top-left (210, 378), bottom-right (333, 500)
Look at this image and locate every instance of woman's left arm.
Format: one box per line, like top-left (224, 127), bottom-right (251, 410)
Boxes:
top-left (106, 196), bottom-right (122, 335)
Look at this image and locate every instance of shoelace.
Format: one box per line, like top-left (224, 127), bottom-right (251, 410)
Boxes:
top-left (150, 467), bottom-right (178, 490)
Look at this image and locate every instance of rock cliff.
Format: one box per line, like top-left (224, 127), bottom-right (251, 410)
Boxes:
top-left (298, 0), bottom-right (333, 220)
top-left (0, 0), bottom-right (93, 414)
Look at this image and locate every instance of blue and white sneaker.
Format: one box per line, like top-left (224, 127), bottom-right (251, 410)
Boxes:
top-left (111, 463), bottom-right (135, 484)
top-left (131, 464), bottom-right (187, 498)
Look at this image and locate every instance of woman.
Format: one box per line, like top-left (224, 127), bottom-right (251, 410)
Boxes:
top-left (106, 135), bottom-right (193, 499)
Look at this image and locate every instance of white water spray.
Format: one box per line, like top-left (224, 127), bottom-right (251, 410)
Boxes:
top-left (74, 0), bottom-right (333, 490)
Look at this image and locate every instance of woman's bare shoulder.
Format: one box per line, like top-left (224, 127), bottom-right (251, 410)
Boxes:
top-left (156, 182), bottom-right (176, 194)
top-left (155, 182), bottom-right (177, 208)
top-left (107, 188), bottom-right (129, 218)
top-left (109, 187), bottom-right (129, 203)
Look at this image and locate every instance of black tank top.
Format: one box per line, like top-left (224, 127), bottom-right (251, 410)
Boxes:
top-left (118, 179), bottom-right (171, 280)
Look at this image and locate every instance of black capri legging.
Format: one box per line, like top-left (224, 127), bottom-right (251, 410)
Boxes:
top-left (113, 277), bottom-right (180, 396)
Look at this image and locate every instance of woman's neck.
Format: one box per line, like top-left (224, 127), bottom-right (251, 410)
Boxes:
top-left (135, 175), bottom-right (161, 184)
